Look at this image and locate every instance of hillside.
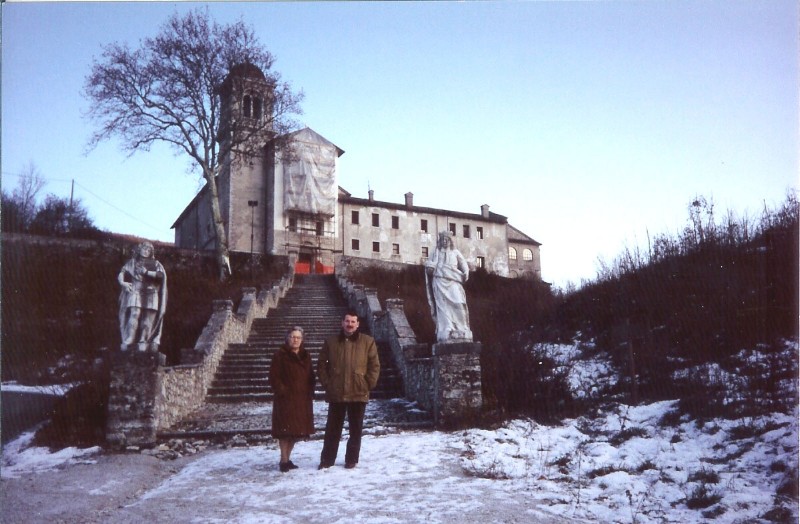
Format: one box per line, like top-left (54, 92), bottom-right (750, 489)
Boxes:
top-left (346, 194), bottom-right (799, 422)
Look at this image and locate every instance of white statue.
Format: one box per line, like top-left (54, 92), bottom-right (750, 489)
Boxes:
top-left (425, 232), bottom-right (472, 342)
top-left (117, 241), bottom-right (167, 351)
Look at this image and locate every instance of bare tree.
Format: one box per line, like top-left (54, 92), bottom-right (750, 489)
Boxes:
top-left (9, 161), bottom-right (47, 231)
top-left (83, 9), bottom-right (303, 279)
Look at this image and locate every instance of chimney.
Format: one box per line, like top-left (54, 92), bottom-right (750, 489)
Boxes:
top-left (481, 204), bottom-right (490, 218)
top-left (405, 192), bottom-right (414, 208)
top-left (368, 189), bottom-right (374, 202)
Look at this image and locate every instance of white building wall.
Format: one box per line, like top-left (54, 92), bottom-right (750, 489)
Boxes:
top-left (339, 202), bottom-right (510, 277)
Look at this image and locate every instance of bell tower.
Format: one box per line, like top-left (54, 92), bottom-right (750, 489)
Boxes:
top-left (216, 63), bottom-right (275, 254)
top-left (218, 62), bottom-right (275, 152)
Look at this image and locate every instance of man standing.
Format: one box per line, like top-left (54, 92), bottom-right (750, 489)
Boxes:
top-left (318, 310), bottom-right (380, 469)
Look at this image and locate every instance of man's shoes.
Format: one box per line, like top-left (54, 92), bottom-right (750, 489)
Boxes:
top-left (279, 462), bottom-right (291, 473)
top-left (286, 461), bottom-right (299, 470)
top-left (344, 462), bottom-right (357, 469)
top-left (318, 463), bottom-right (333, 470)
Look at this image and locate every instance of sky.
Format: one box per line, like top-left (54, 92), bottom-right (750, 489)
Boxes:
top-left (3, 340), bottom-right (798, 522)
top-left (2, 1), bottom-right (797, 288)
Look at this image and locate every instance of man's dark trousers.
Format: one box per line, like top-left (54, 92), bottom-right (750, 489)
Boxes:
top-left (320, 402), bottom-right (367, 466)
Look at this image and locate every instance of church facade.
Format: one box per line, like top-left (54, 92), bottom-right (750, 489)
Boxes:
top-left (171, 65), bottom-right (542, 280)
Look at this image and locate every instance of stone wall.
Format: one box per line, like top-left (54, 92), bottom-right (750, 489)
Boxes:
top-left (106, 273), bottom-right (294, 448)
top-left (335, 254), bottom-right (411, 276)
top-left (335, 265), bottom-right (482, 427)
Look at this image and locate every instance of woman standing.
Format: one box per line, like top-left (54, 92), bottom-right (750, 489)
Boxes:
top-left (269, 326), bottom-right (316, 472)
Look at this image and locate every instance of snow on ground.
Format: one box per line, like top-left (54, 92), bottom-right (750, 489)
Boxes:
top-left (4, 403), bottom-right (795, 523)
top-left (126, 431), bottom-right (568, 523)
top-left (1, 381), bottom-right (77, 396)
top-left (1, 429), bottom-right (102, 478)
top-left (2, 340), bottom-right (797, 523)
top-left (458, 402), bottom-right (798, 523)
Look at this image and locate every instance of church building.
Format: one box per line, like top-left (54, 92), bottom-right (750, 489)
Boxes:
top-left (171, 64), bottom-right (542, 280)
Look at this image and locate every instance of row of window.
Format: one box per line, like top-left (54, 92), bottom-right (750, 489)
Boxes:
top-left (351, 239), bottom-right (405, 255)
top-left (509, 247), bottom-right (534, 261)
top-left (349, 238), bottom-right (486, 267)
top-left (351, 210), bottom-right (485, 239)
top-left (348, 238), bottom-right (532, 264)
top-left (282, 216), bottom-right (533, 264)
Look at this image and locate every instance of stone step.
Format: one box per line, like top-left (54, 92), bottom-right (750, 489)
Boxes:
top-left (203, 273), bottom-right (404, 405)
top-left (228, 344), bottom-right (324, 352)
top-left (206, 388), bottom-right (403, 403)
top-left (213, 371), bottom-right (269, 380)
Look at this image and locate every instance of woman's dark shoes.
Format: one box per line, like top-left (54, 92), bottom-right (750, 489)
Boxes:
top-left (280, 460), bottom-right (299, 472)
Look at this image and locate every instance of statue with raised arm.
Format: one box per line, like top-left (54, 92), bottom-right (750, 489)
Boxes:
top-left (117, 241), bottom-right (167, 352)
top-left (425, 232), bottom-right (472, 342)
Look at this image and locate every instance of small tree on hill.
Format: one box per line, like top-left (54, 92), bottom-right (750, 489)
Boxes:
top-left (83, 9), bottom-right (303, 279)
top-left (29, 194), bottom-right (97, 237)
top-left (2, 162), bottom-right (46, 233)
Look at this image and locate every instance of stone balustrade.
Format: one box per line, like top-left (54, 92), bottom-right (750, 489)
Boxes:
top-left (334, 260), bottom-right (482, 428)
top-left (106, 273), bottom-right (294, 448)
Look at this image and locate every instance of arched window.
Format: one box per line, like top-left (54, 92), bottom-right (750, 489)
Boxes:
top-left (523, 249), bottom-right (533, 261)
top-left (253, 97), bottom-right (262, 120)
top-left (508, 247), bottom-right (517, 261)
top-left (243, 95), bottom-right (252, 118)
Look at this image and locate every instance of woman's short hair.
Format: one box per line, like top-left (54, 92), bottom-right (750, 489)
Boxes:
top-left (285, 326), bottom-right (304, 344)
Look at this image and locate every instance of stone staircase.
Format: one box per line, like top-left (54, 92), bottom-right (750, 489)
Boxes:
top-left (205, 274), bottom-right (403, 403)
top-left (160, 274), bottom-right (432, 441)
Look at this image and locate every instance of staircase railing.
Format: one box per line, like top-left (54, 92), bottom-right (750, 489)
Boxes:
top-left (334, 256), bottom-right (483, 428)
top-left (106, 272), bottom-right (295, 448)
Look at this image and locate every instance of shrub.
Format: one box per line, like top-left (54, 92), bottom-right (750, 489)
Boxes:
top-left (688, 468), bottom-right (720, 484)
top-left (609, 426), bottom-right (649, 446)
top-left (685, 484), bottom-right (722, 509)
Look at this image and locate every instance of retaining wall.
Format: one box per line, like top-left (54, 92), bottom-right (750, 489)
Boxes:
top-left (106, 273), bottom-right (293, 448)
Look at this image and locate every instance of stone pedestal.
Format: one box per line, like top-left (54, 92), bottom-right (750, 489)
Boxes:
top-left (105, 350), bottom-right (164, 449)
top-left (432, 341), bottom-right (483, 428)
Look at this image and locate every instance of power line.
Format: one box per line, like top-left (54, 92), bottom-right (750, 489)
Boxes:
top-left (72, 181), bottom-right (164, 233)
top-left (2, 171), bottom-right (165, 234)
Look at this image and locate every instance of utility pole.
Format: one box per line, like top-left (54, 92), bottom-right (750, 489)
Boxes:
top-left (248, 200), bottom-right (258, 280)
top-left (68, 179), bottom-right (75, 233)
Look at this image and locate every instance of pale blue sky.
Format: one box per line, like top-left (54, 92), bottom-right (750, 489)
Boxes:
top-left (2, 1), bottom-right (797, 287)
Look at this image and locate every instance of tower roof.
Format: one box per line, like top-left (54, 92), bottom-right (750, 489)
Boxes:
top-left (217, 62), bottom-right (269, 96)
top-left (228, 62), bottom-right (266, 81)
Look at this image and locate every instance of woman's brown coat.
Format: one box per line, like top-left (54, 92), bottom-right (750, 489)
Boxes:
top-left (269, 345), bottom-right (315, 438)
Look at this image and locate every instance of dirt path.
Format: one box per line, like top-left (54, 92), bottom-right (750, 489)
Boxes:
top-left (1, 452), bottom-right (191, 524)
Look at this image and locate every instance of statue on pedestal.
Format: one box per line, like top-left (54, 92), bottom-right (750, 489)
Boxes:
top-left (117, 241), bottom-right (167, 351)
top-left (425, 232), bottom-right (472, 342)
